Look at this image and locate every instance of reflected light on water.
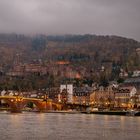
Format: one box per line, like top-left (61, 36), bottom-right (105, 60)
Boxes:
top-left (10, 114), bottom-right (21, 126)
top-left (120, 116), bottom-right (126, 129)
top-left (0, 113), bottom-right (140, 140)
top-left (38, 113), bottom-right (45, 122)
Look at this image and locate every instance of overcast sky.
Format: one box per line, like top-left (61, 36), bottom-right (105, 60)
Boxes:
top-left (0, 0), bottom-right (140, 41)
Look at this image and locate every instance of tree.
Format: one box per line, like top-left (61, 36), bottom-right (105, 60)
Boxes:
top-left (32, 35), bottom-right (46, 52)
top-left (117, 78), bottom-right (124, 84)
top-left (100, 75), bottom-right (109, 87)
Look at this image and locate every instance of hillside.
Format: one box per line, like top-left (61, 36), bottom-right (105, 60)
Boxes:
top-left (0, 33), bottom-right (140, 89)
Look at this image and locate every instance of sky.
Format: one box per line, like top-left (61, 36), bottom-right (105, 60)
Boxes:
top-left (0, 0), bottom-right (140, 41)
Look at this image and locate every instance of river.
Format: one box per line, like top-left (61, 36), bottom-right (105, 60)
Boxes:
top-left (0, 112), bottom-right (140, 140)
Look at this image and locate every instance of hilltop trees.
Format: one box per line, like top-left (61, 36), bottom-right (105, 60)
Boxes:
top-left (0, 34), bottom-right (140, 89)
top-left (32, 35), bottom-right (47, 52)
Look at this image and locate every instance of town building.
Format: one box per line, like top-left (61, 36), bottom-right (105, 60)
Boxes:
top-left (73, 86), bottom-right (93, 105)
top-left (124, 77), bottom-right (140, 91)
top-left (90, 85), bottom-right (114, 108)
top-left (60, 84), bottom-right (73, 103)
top-left (132, 70), bottom-right (140, 77)
top-left (114, 86), bottom-right (137, 108)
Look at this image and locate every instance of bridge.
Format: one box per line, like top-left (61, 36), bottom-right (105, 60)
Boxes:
top-left (0, 96), bottom-right (62, 113)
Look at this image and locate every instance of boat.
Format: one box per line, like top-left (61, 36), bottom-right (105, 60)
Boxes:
top-left (84, 109), bottom-right (140, 116)
top-left (126, 110), bottom-right (139, 116)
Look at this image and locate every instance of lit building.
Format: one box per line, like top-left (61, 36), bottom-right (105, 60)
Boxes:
top-left (73, 86), bottom-right (92, 105)
top-left (114, 86), bottom-right (137, 108)
top-left (60, 84), bottom-right (73, 103)
top-left (90, 85), bottom-right (114, 107)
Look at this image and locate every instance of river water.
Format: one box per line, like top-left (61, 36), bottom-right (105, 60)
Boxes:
top-left (0, 112), bottom-right (140, 140)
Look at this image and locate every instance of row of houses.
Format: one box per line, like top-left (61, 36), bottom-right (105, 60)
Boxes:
top-left (90, 86), bottom-right (138, 108)
top-left (1, 84), bottom-right (140, 109)
top-left (6, 62), bottom-right (85, 79)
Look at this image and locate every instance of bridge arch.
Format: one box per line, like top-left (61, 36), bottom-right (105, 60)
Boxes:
top-left (0, 96), bottom-right (62, 112)
top-left (21, 99), bottom-right (46, 112)
top-left (51, 102), bottom-right (62, 110)
top-left (0, 98), bottom-right (21, 112)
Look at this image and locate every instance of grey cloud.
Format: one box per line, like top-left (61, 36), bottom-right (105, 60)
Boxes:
top-left (0, 0), bottom-right (140, 41)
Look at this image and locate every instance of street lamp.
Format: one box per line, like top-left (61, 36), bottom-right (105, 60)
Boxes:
top-left (43, 94), bottom-right (48, 111)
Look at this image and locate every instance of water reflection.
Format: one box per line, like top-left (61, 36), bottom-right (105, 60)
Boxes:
top-left (0, 112), bottom-right (140, 140)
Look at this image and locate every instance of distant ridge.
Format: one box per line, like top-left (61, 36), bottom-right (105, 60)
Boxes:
top-left (0, 33), bottom-right (139, 71)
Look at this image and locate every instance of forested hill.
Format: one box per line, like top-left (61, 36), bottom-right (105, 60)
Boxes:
top-left (0, 34), bottom-right (140, 72)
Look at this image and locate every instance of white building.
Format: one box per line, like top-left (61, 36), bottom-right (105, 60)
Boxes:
top-left (60, 84), bottom-right (73, 103)
top-left (132, 70), bottom-right (140, 77)
top-left (1, 90), bottom-right (6, 96)
top-left (114, 86), bottom-right (137, 107)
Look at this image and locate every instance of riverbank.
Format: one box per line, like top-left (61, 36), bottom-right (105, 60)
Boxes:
top-left (1, 108), bottom-right (140, 116)
top-left (27, 110), bottom-right (140, 116)
top-left (82, 110), bottom-right (140, 116)
top-left (42, 110), bottom-right (82, 114)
